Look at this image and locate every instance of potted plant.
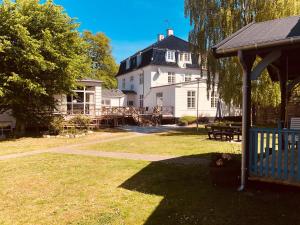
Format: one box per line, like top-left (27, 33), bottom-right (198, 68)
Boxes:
top-left (210, 153), bottom-right (241, 187)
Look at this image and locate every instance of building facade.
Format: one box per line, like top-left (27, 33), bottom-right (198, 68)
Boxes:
top-left (116, 29), bottom-right (219, 118)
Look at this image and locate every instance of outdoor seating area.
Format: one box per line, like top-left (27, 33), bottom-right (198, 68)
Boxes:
top-left (205, 123), bottom-right (242, 142)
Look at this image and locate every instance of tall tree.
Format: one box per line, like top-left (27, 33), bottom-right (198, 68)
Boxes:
top-left (83, 31), bottom-right (118, 89)
top-left (184, 0), bottom-right (300, 109)
top-left (0, 0), bottom-right (91, 132)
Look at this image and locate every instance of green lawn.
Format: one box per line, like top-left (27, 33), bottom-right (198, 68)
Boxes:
top-left (0, 129), bottom-right (129, 156)
top-left (79, 128), bottom-right (241, 156)
top-left (1, 153), bottom-right (300, 225)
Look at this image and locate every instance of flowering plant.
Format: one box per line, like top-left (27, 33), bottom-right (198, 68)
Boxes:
top-left (210, 153), bottom-right (240, 168)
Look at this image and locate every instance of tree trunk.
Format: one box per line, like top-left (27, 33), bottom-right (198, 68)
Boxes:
top-left (15, 119), bottom-right (26, 137)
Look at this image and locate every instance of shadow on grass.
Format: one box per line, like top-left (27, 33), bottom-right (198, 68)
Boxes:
top-left (120, 153), bottom-right (300, 225)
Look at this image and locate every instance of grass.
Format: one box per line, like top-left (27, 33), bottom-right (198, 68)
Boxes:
top-left (1, 153), bottom-right (300, 225)
top-left (0, 129), bottom-right (129, 156)
top-left (79, 128), bottom-right (241, 156)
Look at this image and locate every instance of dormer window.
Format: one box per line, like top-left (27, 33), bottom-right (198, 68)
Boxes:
top-left (179, 53), bottom-right (192, 63)
top-left (126, 58), bottom-right (130, 69)
top-left (166, 50), bottom-right (175, 62)
top-left (137, 53), bottom-right (142, 67)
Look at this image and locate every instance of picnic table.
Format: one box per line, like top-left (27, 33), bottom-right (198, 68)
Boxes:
top-left (205, 123), bottom-right (242, 141)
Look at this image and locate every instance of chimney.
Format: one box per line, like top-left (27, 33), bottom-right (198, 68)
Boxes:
top-left (157, 34), bottom-right (165, 41)
top-left (166, 28), bottom-right (174, 36)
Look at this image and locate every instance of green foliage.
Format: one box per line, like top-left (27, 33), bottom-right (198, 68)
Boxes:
top-left (185, 0), bottom-right (300, 107)
top-left (83, 31), bottom-right (118, 89)
top-left (178, 116), bottom-right (197, 126)
top-left (252, 72), bottom-right (281, 107)
top-left (69, 115), bottom-right (91, 129)
top-left (49, 116), bottom-right (65, 135)
top-left (0, 0), bottom-right (92, 130)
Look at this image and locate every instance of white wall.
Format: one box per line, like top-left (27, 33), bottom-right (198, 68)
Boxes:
top-left (150, 66), bottom-right (203, 88)
top-left (174, 82), bottom-right (217, 118)
top-left (95, 86), bottom-right (102, 116)
top-left (144, 85), bottom-right (176, 111)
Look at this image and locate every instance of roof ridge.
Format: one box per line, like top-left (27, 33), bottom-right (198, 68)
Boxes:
top-left (120, 35), bottom-right (190, 62)
top-left (253, 15), bottom-right (300, 26)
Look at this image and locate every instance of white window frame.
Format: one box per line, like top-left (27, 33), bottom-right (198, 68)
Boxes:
top-left (168, 72), bottom-right (175, 84)
top-left (139, 94), bottom-right (144, 108)
top-left (179, 52), bottom-right (192, 63)
top-left (184, 74), bottom-right (192, 82)
top-left (137, 54), bottom-right (142, 66)
top-left (139, 74), bottom-right (144, 85)
top-left (122, 78), bottom-right (126, 89)
top-left (130, 84), bottom-right (134, 90)
top-left (126, 58), bottom-right (130, 69)
top-left (187, 90), bottom-right (196, 109)
top-left (166, 50), bottom-right (175, 62)
top-left (101, 99), bottom-right (111, 107)
top-left (211, 92), bottom-right (218, 108)
top-left (130, 76), bottom-right (134, 82)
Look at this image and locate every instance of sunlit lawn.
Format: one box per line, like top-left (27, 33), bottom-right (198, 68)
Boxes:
top-left (1, 153), bottom-right (300, 225)
top-left (0, 129), bottom-right (129, 156)
top-left (79, 128), bottom-right (241, 156)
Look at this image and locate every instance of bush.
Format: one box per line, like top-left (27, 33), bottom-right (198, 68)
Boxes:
top-left (178, 120), bottom-right (189, 126)
top-left (49, 116), bottom-right (65, 135)
top-left (69, 115), bottom-right (91, 129)
top-left (178, 116), bottom-right (197, 125)
top-left (198, 117), bottom-right (209, 124)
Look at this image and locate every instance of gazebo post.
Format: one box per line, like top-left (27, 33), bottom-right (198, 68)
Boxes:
top-left (279, 69), bottom-right (288, 127)
top-left (238, 50), bottom-right (255, 191)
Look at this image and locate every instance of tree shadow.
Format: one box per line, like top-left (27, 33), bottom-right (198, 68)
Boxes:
top-left (120, 154), bottom-right (300, 225)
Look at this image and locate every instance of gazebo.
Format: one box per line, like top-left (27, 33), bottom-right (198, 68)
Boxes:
top-left (212, 16), bottom-right (300, 188)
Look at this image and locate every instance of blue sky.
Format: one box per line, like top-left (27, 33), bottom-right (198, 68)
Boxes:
top-left (53, 0), bottom-right (191, 63)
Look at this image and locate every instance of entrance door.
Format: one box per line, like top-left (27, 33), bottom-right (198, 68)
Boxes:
top-left (156, 92), bottom-right (163, 107)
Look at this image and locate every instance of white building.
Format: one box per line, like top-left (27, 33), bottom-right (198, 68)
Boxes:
top-left (101, 89), bottom-right (125, 108)
top-left (116, 29), bottom-right (220, 118)
top-left (0, 78), bottom-right (103, 129)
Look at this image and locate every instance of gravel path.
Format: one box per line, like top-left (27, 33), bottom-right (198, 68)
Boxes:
top-left (0, 128), bottom-right (209, 166)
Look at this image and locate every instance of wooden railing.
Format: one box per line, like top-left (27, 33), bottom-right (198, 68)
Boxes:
top-left (249, 128), bottom-right (300, 181)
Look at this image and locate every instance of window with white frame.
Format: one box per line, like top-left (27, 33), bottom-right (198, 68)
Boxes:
top-left (187, 90), bottom-right (196, 109)
top-left (139, 74), bottom-right (144, 85)
top-left (198, 55), bottom-right (207, 70)
top-left (211, 92), bottom-right (218, 108)
top-left (184, 74), bottom-right (192, 82)
top-left (166, 50), bottom-right (175, 62)
top-left (179, 53), bottom-right (192, 63)
top-left (130, 76), bottom-right (134, 82)
top-left (126, 58), bottom-right (130, 69)
top-left (122, 78), bottom-right (126, 89)
top-left (168, 72), bottom-right (175, 84)
top-left (139, 94), bottom-right (144, 108)
top-left (137, 54), bottom-right (142, 66)
top-left (130, 84), bottom-right (134, 90)
top-left (101, 99), bottom-right (111, 107)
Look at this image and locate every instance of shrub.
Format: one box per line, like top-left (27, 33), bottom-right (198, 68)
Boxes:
top-left (198, 117), bottom-right (209, 124)
top-left (69, 115), bottom-right (91, 130)
top-left (210, 153), bottom-right (240, 168)
top-left (178, 116), bottom-right (197, 125)
top-left (178, 120), bottom-right (189, 126)
top-left (49, 116), bottom-right (65, 135)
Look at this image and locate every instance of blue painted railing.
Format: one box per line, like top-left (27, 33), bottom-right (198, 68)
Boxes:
top-left (249, 128), bottom-right (300, 181)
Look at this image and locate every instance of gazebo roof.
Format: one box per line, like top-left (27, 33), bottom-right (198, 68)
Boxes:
top-left (212, 16), bottom-right (300, 82)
